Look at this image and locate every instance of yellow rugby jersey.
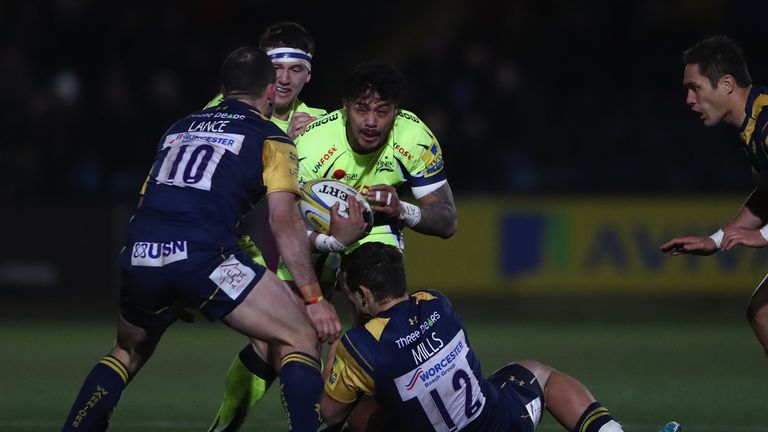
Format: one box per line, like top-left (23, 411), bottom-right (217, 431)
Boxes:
top-left (295, 109), bottom-right (448, 250)
top-left (204, 94), bottom-right (326, 134)
top-left (739, 86), bottom-right (768, 174)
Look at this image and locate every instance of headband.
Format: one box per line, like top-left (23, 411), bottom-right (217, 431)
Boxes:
top-left (267, 47), bottom-right (312, 71)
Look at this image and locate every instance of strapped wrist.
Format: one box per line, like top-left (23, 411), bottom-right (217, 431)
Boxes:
top-left (709, 229), bottom-right (724, 249)
top-left (399, 202), bottom-right (422, 228)
top-left (314, 233), bottom-right (345, 252)
top-left (760, 226), bottom-right (768, 242)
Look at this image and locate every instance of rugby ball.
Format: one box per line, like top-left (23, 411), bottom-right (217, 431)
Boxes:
top-left (300, 179), bottom-right (373, 234)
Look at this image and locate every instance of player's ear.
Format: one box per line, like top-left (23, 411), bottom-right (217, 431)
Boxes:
top-left (358, 285), bottom-right (374, 307)
top-left (720, 74), bottom-right (736, 94)
top-left (265, 83), bottom-right (277, 102)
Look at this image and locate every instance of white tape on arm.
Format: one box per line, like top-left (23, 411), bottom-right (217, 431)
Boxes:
top-left (399, 202), bottom-right (422, 228)
top-left (760, 226), bottom-right (768, 242)
top-left (709, 229), bottom-right (724, 249)
top-left (314, 233), bottom-right (345, 252)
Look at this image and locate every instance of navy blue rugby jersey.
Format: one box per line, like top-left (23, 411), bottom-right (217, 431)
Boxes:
top-left (129, 99), bottom-right (299, 246)
top-left (327, 290), bottom-right (515, 432)
top-left (740, 86), bottom-right (768, 173)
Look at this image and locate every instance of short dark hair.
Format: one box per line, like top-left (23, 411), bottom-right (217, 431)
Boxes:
top-left (682, 35), bottom-right (752, 88)
top-left (342, 62), bottom-right (408, 107)
top-left (259, 22), bottom-right (315, 56)
top-left (221, 46), bottom-right (275, 98)
top-left (340, 243), bottom-right (407, 303)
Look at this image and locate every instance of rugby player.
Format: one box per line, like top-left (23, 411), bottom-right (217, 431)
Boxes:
top-left (321, 242), bottom-right (681, 432)
top-left (205, 21), bottom-right (325, 139)
top-left (298, 61), bottom-right (457, 254)
top-left (206, 22), bottom-right (329, 432)
top-left (59, 46), bottom-right (339, 432)
top-left (210, 61), bottom-right (458, 431)
top-left (659, 35), bottom-right (768, 359)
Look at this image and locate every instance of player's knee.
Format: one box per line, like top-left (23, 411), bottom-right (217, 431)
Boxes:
top-left (112, 327), bottom-right (162, 375)
top-left (294, 323), bottom-right (318, 353)
top-left (109, 344), bottom-right (146, 376)
top-left (279, 321), bottom-right (319, 357)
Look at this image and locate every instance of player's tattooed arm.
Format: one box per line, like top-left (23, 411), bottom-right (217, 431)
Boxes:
top-left (414, 182), bottom-right (457, 238)
top-left (367, 182), bottom-right (457, 239)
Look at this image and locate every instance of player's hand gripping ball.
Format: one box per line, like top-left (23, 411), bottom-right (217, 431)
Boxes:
top-left (300, 179), bottom-right (373, 234)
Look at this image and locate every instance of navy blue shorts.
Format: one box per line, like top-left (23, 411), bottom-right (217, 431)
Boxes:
top-left (118, 240), bottom-right (267, 329)
top-left (485, 363), bottom-right (545, 431)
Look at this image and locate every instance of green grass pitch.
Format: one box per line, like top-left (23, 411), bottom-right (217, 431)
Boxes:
top-left (2, 299), bottom-right (766, 431)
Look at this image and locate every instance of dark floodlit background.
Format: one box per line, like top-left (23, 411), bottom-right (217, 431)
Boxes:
top-left (3, 2), bottom-right (768, 430)
top-left (3, 0), bottom-right (767, 204)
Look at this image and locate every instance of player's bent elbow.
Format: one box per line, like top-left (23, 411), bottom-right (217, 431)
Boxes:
top-left (439, 219), bottom-right (458, 239)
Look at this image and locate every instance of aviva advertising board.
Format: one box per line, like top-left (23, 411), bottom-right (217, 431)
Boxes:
top-left (402, 196), bottom-right (768, 294)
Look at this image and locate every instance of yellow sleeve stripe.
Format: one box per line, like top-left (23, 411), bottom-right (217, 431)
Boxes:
top-left (332, 342), bottom-right (376, 397)
top-left (99, 356), bottom-right (129, 384)
top-left (579, 407), bottom-right (610, 432)
top-left (281, 352), bottom-right (321, 371)
top-left (138, 173), bottom-right (151, 196)
top-left (262, 139), bottom-right (300, 195)
top-left (741, 94), bottom-right (768, 145)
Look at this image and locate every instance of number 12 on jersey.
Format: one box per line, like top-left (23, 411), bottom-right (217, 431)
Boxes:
top-left (395, 331), bottom-right (485, 432)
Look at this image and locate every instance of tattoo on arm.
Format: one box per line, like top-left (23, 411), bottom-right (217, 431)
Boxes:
top-left (413, 183), bottom-right (457, 238)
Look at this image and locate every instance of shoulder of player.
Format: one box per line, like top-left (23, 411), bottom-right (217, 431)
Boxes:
top-left (296, 109), bottom-right (344, 140)
top-left (222, 110), bottom-right (294, 146)
top-left (744, 98), bottom-right (768, 147)
top-left (754, 88), bottom-right (768, 133)
top-left (295, 100), bottom-right (328, 117)
top-left (410, 289), bottom-right (446, 303)
top-left (390, 109), bottom-right (437, 152)
top-left (238, 111), bottom-right (293, 140)
top-left (410, 289), bottom-right (455, 312)
top-left (394, 109), bottom-right (433, 136)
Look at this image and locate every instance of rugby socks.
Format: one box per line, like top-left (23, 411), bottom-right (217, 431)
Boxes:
top-left (61, 355), bottom-right (129, 431)
top-left (575, 402), bottom-right (623, 432)
top-left (279, 351), bottom-right (323, 432)
top-left (208, 344), bottom-right (276, 432)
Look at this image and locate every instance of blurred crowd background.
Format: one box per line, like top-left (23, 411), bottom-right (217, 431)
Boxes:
top-left (3, 0), bottom-right (768, 206)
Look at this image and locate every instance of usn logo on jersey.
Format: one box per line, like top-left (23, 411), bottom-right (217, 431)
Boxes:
top-left (131, 241), bottom-right (188, 267)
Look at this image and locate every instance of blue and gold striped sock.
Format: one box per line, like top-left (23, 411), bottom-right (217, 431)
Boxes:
top-left (279, 351), bottom-right (322, 432)
top-left (61, 355), bottom-right (129, 431)
top-left (575, 402), bottom-right (619, 432)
